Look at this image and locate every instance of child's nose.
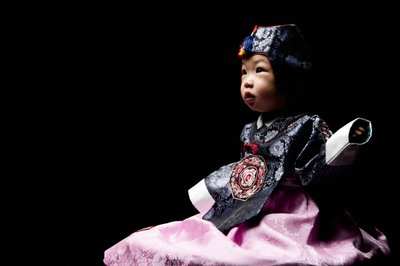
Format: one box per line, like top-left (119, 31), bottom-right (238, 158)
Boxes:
top-left (244, 79), bottom-right (254, 88)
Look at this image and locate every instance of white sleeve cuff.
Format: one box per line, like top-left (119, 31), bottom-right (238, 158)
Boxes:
top-left (188, 179), bottom-right (215, 214)
top-left (326, 118), bottom-right (372, 166)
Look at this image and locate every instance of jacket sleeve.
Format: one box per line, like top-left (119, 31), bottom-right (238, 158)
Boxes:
top-left (295, 116), bottom-right (372, 185)
top-left (188, 124), bottom-right (252, 214)
top-left (188, 178), bottom-right (215, 214)
top-left (325, 118), bottom-right (372, 165)
top-left (188, 163), bottom-right (235, 214)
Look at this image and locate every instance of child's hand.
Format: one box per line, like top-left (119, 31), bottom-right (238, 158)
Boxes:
top-left (349, 119), bottom-right (371, 144)
top-left (351, 126), bottom-right (366, 138)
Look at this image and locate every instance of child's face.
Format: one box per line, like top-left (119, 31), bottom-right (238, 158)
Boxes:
top-left (240, 54), bottom-right (286, 113)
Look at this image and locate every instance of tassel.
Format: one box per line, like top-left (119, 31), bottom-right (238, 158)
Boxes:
top-left (243, 36), bottom-right (253, 51)
top-left (238, 26), bottom-right (257, 58)
top-left (238, 48), bottom-right (246, 58)
top-left (251, 25), bottom-right (258, 36)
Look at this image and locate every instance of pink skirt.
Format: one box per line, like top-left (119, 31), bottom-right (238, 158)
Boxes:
top-left (104, 183), bottom-right (390, 265)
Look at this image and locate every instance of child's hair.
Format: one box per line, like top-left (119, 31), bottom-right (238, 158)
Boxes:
top-left (238, 24), bottom-right (312, 109)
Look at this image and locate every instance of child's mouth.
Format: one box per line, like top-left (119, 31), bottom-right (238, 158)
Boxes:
top-left (244, 92), bottom-right (255, 104)
top-left (245, 97), bottom-right (255, 105)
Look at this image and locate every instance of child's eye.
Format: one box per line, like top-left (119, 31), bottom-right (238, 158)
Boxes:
top-left (256, 67), bottom-right (266, 73)
top-left (241, 69), bottom-right (247, 75)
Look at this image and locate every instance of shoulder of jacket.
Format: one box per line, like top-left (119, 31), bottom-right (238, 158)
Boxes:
top-left (243, 122), bottom-right (254, 129)
top-left (294, 113), bottom-right (325, 123)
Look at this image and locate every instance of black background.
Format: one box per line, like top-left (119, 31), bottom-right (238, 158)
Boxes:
top-left (5, 2), bottom-right (398, 265)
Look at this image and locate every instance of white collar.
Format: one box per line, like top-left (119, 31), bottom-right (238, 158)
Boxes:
top-left (256, 114), bottom-right (279, 129)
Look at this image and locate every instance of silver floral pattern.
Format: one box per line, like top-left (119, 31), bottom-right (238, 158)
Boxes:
top-left (204, 114), bottom-right (332, 232)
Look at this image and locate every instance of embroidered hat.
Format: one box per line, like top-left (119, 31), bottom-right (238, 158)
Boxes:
top-left (239, 24), bottom-right (312, 102)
